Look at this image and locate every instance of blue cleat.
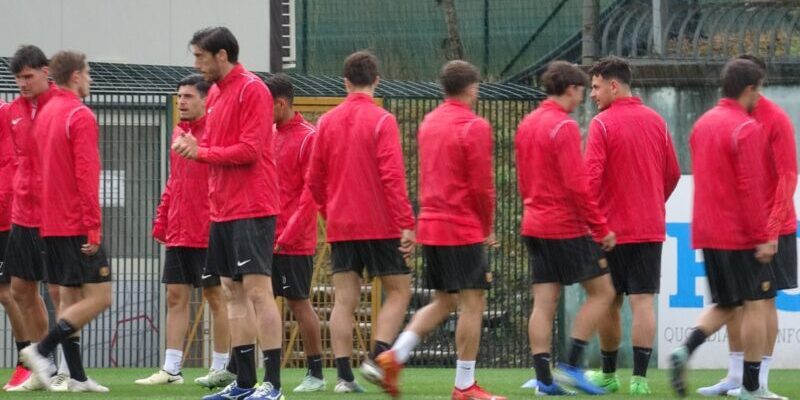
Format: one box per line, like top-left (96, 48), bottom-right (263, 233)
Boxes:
top-left (246, 382), bottom-right (285, 400)
top-left (552, 364), bottom-right (606, 395)
top-left (201, 382), bottom-right (255, 400)
top-left (521, 378), bottom-right (576, 396)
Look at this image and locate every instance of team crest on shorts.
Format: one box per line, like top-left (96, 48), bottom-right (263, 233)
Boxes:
top-left (485, 272), bottom-right (493, 283)
top-left (99, 266), bottom-right (110, 277)
top-left (598, 258), bottom-right (608, 269)
top-left (762, 280), bottom-right (771, 292)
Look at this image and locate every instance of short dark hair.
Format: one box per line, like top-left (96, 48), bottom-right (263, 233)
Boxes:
top-left (190, 27), bottom-right (239, 63)
top-left (177, 74), bottom-right (211, 98)
top-left (721, 58), bottom-right (764, 99)
top-left (343, 51), bottom-right (379, 87)
top-left (541, 61), bottom-right (589, 95)
top-left (736, 54), bottom-right (766, 71)
top-left (49, 51), bottom-right (87, 86)
top-left (265, 73), bottom-right (294, 103)
top-left (588, 56), bottom-right (632, 85)
top-left (10, 45), bottom-right (48, 74)
top-left (439, 60), bottom-right (480, 97)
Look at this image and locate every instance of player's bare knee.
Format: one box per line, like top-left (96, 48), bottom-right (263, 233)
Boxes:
top-left (0, 286), bottom-right (13, 306)
top-left (166, 286), bottom-right (189, 310)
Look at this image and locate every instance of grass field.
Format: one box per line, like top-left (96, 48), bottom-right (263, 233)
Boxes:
top-left (1, 368), bottom-right (798, 399)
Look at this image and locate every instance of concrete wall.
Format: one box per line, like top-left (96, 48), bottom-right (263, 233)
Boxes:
top-left (0, 0), bottom-right (271, 71)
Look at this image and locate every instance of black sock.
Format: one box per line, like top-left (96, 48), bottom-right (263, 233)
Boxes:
top-left (262, 348), bottom-right (281, 390)
top-left (61, 336), bottom-right (87, 382)
top-left (743, 361), bottom-right (760, 392)
top-left (16, 341), bottom-right (30, 366)
top-left (370, 340), bottom-right (391, 361)
top-left (38, 319), bottom-right (77, 357)
top-left (335, 357), bottom-right (354, 382)
top-left (533, 352), bottom-right (553, 385)
top-left (601, 349), bottom-right (618, 374)
top-left (567, 338), bottom-right (588, 368)
top-left (233, 345), bottom-right (256, 389)
top-left (226, 349), bottom-right (238, 374)
top-left (685, 328), bottom-right (708, 356)
top-left (307, 354), bottom-right (323, 380)
top-left (632, 346), bottom-right (652, 377)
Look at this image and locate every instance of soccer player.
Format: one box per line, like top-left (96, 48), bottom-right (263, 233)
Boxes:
top-left (0, 97), bottom-right (32, 391)
top-left (173, 27), bottom-right (284, 400)
top-left (697, 56), bottom-right (796, 400)
top-left (306, 51), bottom-right (415, 393)
top-left (20, 50), bottom-right (111, 393)
top-left (265, 74), bottom-right (325, 393)
top-left (135, 75), bottom-right (232, 388)
top-left (4, 45), bottom-right (59, 392)
top-left (516, 61), bottom-right (617, 396)
top-left (584, 56), bottom-right (681, 395)
top-left (371, 60), bottom-right (502, 400)
top-left (669, 57), bottom-right (777, 400)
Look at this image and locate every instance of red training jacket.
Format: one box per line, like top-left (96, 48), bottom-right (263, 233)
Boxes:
top-left (7, 83), bottom-right (55, 228)
top-left (690, 98), bottom-right (772, 249)
top-left (752, 96), bottom-right (798, 237)
top-left (416, 99), bottom-right (495, 246)
top-left (585, 97), bottom-right (680, 244)
top-left (153, 117), bottom-right (211, 248)
top-left (34, 87), bottom-right (102, 243)
top-left (274, 112), bottom-right (318, 255)
top-left (307, 93), bottom-right (415, 242)
top-left (0, 100), bottom-right (14, 232)
top-left (197, 64), bottom-right (280, 222)
top-left (516, 99), bottom-right (609, 241)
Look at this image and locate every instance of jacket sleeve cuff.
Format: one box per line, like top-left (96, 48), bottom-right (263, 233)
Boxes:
top-left (87, 228), bottom-right (102, 245)
top-left (196, 147), bottom-right (209, 162)
top-left (152, 224), bottom-right (166, 242)
top-left (592, 226), bottom-right (610, 242)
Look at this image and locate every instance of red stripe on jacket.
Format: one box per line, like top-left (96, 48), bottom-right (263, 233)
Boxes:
top-left (0, 100), bottom-right (14, 232)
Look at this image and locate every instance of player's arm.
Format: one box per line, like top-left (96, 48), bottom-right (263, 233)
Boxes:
top-left (462, 119), bottom-right (496, 240)
top-left (766, 115), bottom-right (797, 237)
top-left (69, 108), bottom-right (103, 247)
top-left (277, 132), bottom-right (318, 249)
top-left (152, 135), bottom-right (177, 244)
top-left (584, 118), bottom-right (608, 201)
top-left (0, 107), bottom-right (14, 217)
top-left (732, 122), bottom-right (773, 252)
top-left (306, 119), bottom-right (328, 219)
top-left (555, 121), bottom-right (611, 243)
top-left (375, 114), bottom-right (416, 255)
top-left (195, 83), bottom-right (271, 165)
top-left (664, 125), bottom-right (681, 200)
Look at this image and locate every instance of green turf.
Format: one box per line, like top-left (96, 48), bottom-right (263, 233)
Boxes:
top-left (1, 368), bottom-right (798, 399)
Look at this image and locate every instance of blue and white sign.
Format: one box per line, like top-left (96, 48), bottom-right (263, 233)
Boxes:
top-left (658, 176), bottom-right (800, 368)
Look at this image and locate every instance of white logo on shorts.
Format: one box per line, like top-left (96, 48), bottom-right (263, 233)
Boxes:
top-left (201, 274), bottom-right (213, 280)
top-left (237, 259), bottom-right (252, 267)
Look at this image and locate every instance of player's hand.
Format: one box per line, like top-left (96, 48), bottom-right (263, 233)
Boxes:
top-left (399, 229), bottom-right (416, 259)
top-left (172, 133), bottom-right (199, 159)
top-left (484, 232), bottom-right (500, 248)
top-left (601, 231), bottom-right (617, 252)
top-left (755, 240), bottom-right (778, 264)
top-left (82, 242), bottom-right (100, 256)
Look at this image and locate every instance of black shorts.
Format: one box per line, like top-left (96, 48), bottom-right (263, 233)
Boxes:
top-left (422, 244), bottom-right (491, 293)
top-left (206, 217), bottom-right (276, 281)
top-left (523, 236), bottom-right (608, 285)
top-left (163, 247), bottom-right (220, 288)
top-left (5, 224), bottom-right (46, 282)
top-left (606, 242), bottom-right (662, 295)
top-left (0, 230), bottom-right (9, 284)
top-left (772, 233), bottom-right (797, 290)
top-left (272, 255), bottom-right (313, 300)
top-left (330, 239), bottom-right (410, 279)
top-left (703, 248), bottom-right (777, 307)
top-left (43, 236), bottom-right (112, 287)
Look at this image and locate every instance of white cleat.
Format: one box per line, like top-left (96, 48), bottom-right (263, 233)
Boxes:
top-left (697, 379), bottom-right (741, 396)
top-left (19, 346), bottom-right (53, 391)
top-left (334, 379), bottom-right (366, 393)
top-left (5, 374), bottom-right (46, 392)
top-left (728, 387), bottom-right (788, 400)
top-left (49, 373), bottom-right (70, 392)
top-left (359, 359), bottom-right (383, 387)
top-left (134, 369), bottom-right (184, 385)
top-left (68, 377), bottom-right (110, 392)
top-left (194, 368), bottom-right (235, 389)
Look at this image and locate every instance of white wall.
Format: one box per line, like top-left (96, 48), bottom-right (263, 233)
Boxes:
top-left (0, 0), bottom-right (271, 71)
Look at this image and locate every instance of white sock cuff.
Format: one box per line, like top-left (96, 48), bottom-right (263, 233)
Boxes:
top-left (456, 360), bottom-right (477, 368)
top-left (762, 355), bottom-right (772, 363)
top-left (165, 348), bottom-right (183, 357)
top-left (393, 331), bottom-right (421, 364)
top-left (730, 352), bottom-right (744, 358)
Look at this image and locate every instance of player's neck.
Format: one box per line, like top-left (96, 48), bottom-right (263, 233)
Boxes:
top-left (549, 95), bottom-right (574, 113)
top-left (58, 84), bottom-right (81, 98)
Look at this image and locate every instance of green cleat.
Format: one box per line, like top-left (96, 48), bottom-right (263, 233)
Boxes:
top-left (629, 376), bottom-right (652, 395)
top-left (584, 370), bottom-right (620, 393)
top-left (669, 346), bottom-right (690, 397)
